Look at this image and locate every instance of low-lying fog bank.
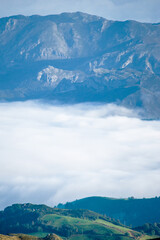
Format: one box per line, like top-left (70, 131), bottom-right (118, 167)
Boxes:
top-left (0, 101), bottom-right (160, 209)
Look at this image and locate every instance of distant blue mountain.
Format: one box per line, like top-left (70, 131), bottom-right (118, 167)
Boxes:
top-left (57, 196), bottom-right (160, 227)
top-left (0, 12), bottom-right (160, 118)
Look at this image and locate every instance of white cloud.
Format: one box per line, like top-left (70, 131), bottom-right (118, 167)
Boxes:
top-left (0, 101), bottom-right (160, 210)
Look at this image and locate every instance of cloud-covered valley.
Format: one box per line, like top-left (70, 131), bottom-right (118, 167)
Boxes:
top-left (0, 101), bottom-right (160, 210)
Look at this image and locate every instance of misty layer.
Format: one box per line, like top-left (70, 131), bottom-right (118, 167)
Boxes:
top-left (0, 101), bottom-right (160, 209)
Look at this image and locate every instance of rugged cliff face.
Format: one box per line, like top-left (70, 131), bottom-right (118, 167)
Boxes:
top-left (0, 12), bottom-right (160, 118)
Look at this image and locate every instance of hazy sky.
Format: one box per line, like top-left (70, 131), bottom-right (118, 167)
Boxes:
top-left (0, 101), bottom-right (160, 210)
top-left (0, 0), bottom-right (160, 23)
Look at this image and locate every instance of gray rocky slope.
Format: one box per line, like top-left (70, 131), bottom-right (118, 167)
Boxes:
top-left (0, 12), bottom-right (160, 118)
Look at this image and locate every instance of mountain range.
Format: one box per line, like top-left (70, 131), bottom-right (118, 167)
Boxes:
top-left (0, 203), bottom-right (158, 240)
top-left (0, 12), bottom-right (160, 118)
top-left (58, 196), bottom-right (160, 227)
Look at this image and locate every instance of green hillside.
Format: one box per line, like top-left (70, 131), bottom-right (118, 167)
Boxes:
top-left (0, 203), bottom-right (156, 240)
top-left (58, 196), bottom-right (160, 227)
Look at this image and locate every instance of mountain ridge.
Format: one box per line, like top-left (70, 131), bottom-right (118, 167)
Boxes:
top-left (57, 196), bottom-right (160, 227)
top-left (0, 12), bottom-right (160, 118)
top-left (0, 202), bottom-right (156, 240)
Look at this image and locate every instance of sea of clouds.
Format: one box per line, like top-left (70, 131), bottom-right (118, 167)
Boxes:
top-left (0, 101), bottom-right (160, 210)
